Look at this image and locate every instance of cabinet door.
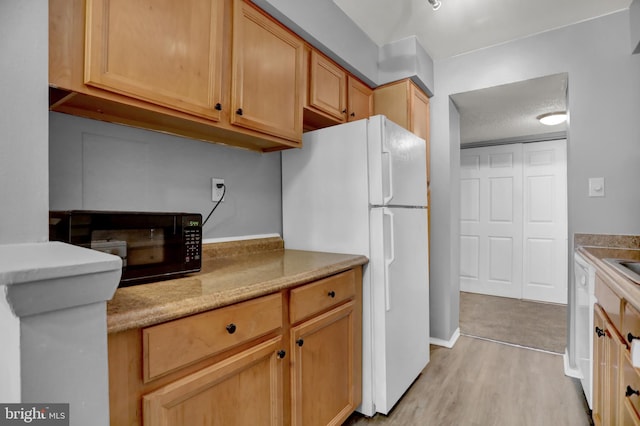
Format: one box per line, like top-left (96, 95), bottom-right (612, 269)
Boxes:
top-left (594, 305), bottom-right (606, 426)
top-left (143, 337), bottom-right (285, 426)
top-left (291, 301), bottom-right (356, 426)
top-left (347, 76), bottom-right (372, 122)
top-left (231, 0), bottom-right (303, 143)
top-left (594, 304), bottom-right (625, 426)
top-left (84, 0), bottom-right (224, 121)
top-left (309, 50), bottom-right (347, 122)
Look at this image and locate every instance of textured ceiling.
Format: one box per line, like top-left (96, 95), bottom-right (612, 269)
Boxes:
top-left (451, 73), bottom-right (568, 145)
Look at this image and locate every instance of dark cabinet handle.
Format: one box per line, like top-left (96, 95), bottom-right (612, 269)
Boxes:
top-left (236, 108), bottom-right (243, 115)
top-left (226, 323), bottom-right (237, 334)
top-left (628, 333), bottom-right (639, 343)
top-left (350, 112), bottom-right (355, 117)
top-left (214, 103), bottom-right (222, 111)
top-left (595, 326), bottom-right (605, 338)
top-left (328, 290), bottom-right (336, 298)
top-left (627, 385), bottom-right (640, 397)
top-left (277, 350), bottom-right (286, 359)
top-left (342, 109), bottom-right (347, 114)
top-left (296, 338), bottom-right (304, 347)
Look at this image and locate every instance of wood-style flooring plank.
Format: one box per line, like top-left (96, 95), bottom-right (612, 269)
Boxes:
top-left (344, 336), bottom-right (591, 426)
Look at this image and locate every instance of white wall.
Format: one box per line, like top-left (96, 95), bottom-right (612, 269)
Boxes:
top-left (0, 1), bottom-right (49, 244)
top-left (429, 9), bottom-right (640, 341)
top-left (0, 0), bottom-right (49, 401)
top-left (632, 0), bottom-right (640, 53)
top-left (49, 113), bottom-right (283, 239)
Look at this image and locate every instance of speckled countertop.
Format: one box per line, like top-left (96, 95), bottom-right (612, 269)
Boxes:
top-left (106, 237), bottom-right (368, 334)
top-left (576, 233), bottom-right (640, 309)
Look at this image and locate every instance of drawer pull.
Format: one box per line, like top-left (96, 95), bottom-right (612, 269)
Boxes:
top-left (628, 333), bottom-right (639, 343)
top-left (595, 327), bottom-right (605, 338)
top-left (236, 108), bottom-right (243, 116)
top-left (226, 323), bottom-right (237, 334)
top-left (328, 290), bottom-right (336, 298)
top-left (296, 338), bottom-right (304, 347)
top-left (626, 386), bottom-right (640, 398)
top-left (277, 350), bottom-right (286, 359)
top-left (214, 103), bottom-right (222, 111)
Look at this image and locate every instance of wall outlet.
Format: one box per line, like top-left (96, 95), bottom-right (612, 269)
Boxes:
top-left (212, 178), bottom-right (225, 202)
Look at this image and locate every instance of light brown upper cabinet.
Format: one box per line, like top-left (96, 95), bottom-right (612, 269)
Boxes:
top-left (303, 47), bottom-right (372, 130)
top-left (374, 78), bottom-right (430, 184)
top-left (230, 0), bottom-right (304, 144)
top-left (84, 0), bottom-right (225, 122)
top-left (49, 0), bottom-right (303, 152)
top-left (347, 76), bottom-right (373, 123)
top-left (308, 50), bottom-right (348, 122)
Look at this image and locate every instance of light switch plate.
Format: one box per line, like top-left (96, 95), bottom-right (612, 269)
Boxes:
top-left (588, 177), bottom-right (605, 197)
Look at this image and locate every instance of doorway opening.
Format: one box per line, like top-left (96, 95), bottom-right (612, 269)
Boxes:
top-left (452, 73), bottom-right (569, 353)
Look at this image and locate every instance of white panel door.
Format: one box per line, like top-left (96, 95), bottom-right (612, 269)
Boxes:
top-left (459, 145), bottom-right (523, 299)
top-left (522, 140), bottom-right (568, 303)
top-left (459, 140), bottom-right (568, 304)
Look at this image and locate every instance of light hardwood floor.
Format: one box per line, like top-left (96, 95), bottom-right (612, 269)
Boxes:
top-left (344, 336), bottom-right (592, 426)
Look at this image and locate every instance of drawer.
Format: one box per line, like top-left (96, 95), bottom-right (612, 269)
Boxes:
top-left (623, 302), bottom-right (640, 349)
top-left (290, 269), bottom-right (356, 324)
top-left (623, 351), bottom-right (640, 421)
top-left (596, 273), bottom-right (622, 331)
top-left (143, 293), bottom-right (282, 382)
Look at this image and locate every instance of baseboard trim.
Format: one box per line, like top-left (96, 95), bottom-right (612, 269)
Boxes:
top-left (430, 328), bottom-right (460, 348)
top-left (563, 349), bottom-right (582, 378)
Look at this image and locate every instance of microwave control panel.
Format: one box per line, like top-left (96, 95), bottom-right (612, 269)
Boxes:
top-left (183, 215), bottom-right (202, 266)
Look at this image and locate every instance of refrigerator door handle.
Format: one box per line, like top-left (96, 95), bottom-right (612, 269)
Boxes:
top-left (382, 145), bottom-right (394, 205)
top-left (383, 207), bottom-right (395, 311)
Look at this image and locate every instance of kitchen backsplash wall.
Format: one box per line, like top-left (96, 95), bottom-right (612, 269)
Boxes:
top-left (49, 112), bottom-right (282, 239)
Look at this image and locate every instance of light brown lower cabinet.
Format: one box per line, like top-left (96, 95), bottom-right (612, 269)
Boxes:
top-left (143, 336), bottom-right (285, 425)
top-left (291, 301), bottom-right (358, 426)
top-left (593, 304), bottom-right (624, 425)
top-left (108, 267), bottom-right (362, 426)
top-left (592, 272), bottom-right (640, 426)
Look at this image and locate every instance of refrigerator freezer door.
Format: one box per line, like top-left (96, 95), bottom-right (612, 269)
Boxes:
top-left (368, 116), bottom-right (428, 207)
top-left (369, 206), bottom-right (430, 414)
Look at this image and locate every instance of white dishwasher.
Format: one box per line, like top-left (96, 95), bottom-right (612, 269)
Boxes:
top-left (574, 251), bottom-right (596, 409)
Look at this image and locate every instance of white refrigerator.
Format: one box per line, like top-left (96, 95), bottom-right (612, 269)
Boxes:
top-left (282, 115), bottom-right (430, 416)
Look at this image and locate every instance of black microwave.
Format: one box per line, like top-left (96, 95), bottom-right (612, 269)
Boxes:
top-left (49, 210), bottom-right (202, 287)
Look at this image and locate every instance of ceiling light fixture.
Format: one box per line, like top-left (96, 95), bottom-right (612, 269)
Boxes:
top-left (537, 111), bottom-right (567, 126)
top-left (427, 0), bottom-right (441, 10)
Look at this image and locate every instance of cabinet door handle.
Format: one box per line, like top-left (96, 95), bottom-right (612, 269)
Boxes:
top-left (236, 108), bottom-right (243, 116)
top-left (342, 109), bottom-right (347, 114)
top-left (626, 385), bottom-right (640, 397)
top-left (350, 112), bottom-right (355, 117)
top-left (628, 333), bottom-right (639, 343)
top-left (277, 350), bottom-right (286, 359)
top-left (595, 326), bottom-right (605, 338)
top-left (214, 103), bottom-right (222, 111)
top-left (226, 323), bottom-right (237, 334)
top-left (328, 290), bottom-right (336, 298)
top-left (296, 338), bottom-right (304, 347)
